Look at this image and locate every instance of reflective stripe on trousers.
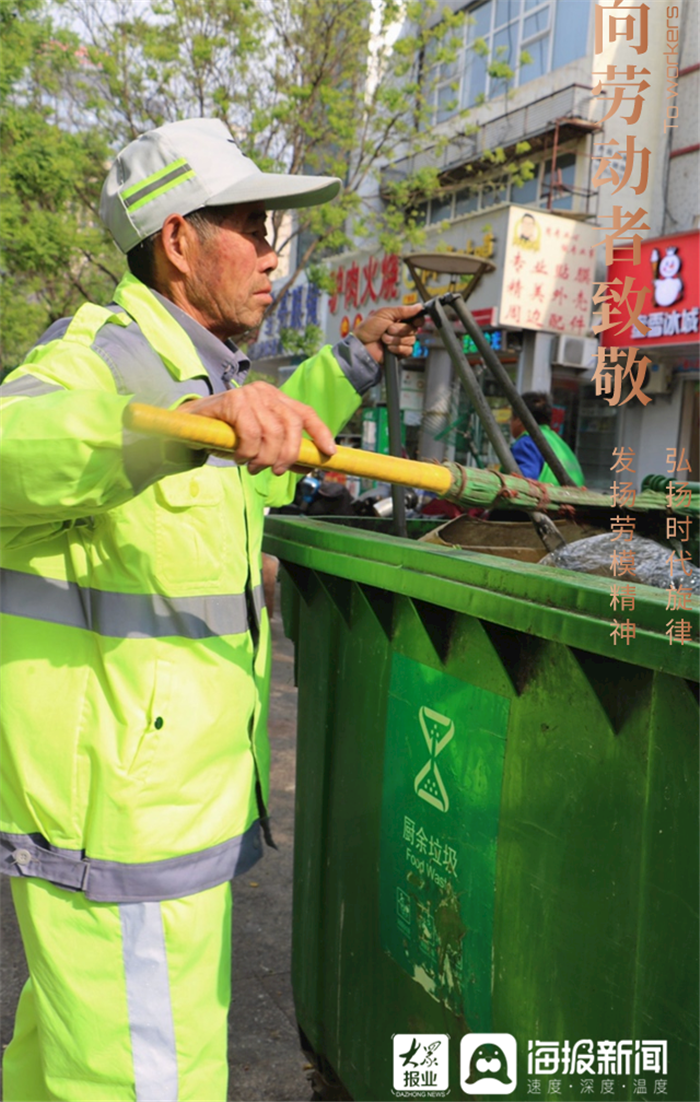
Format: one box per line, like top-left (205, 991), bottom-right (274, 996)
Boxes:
top-left (121, 902), bottom-right (178, 1101)
top-left (4, 877), bottom-right (232, 1100)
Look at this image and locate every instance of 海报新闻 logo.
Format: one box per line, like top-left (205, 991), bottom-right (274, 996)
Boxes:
top-left (461, 1033), bottom-right (517, 1095)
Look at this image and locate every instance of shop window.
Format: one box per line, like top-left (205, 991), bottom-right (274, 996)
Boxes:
top-left (481, 179), bottom-right (508, 207)
top-left (436, 82), bottom-right (460, 123)
top-left (495, 0), bottom-right (515, 25)
top-left (471, 0), bottom-right (494, 39)
top-left (425, 0), bottom-right (593, 119)
top-left (552, 0), bottom-right (593, 70)
top-left (511, 170), bottom-right (539, 205)
top-left (492, 27), bottom-right (515, 69)
top-left (455, 185), bottom-right (480, 216)
top-left (523, 7), bottom-right (549, 37)
top-left (419, 149), bottom-right (578, 227)
top-left (576, 384), bottom-right (619, 490)
top-left (465, 50), bottom-right (489, 107)
top-left (541, 152), bottom-right (576, 210)
top-left (428, 192), bottom-right (454, 223)
top-left (521, 27), bottom-right (550, 81)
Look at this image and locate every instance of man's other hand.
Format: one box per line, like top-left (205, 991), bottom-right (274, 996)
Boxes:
top-left (352, 304), bottom-right (425, 363)
top-left (181, 383), bottom-right (336, 475)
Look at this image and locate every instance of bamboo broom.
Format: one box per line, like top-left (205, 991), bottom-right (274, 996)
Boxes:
top-left (124, 403), bottom-right (698, 519)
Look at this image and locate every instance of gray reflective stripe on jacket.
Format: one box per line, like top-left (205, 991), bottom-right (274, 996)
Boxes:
top-left (92, 312), bottom-right (214, 404)
top-left (334, 333), bottom-right (383, 394)
top-left (1, 568), bottom-right (264, 640)
top-left (251, 579), bottom-right (264, 623)
top-left (207, 454), bottom-right (238, 467)
top-left (31, 316), bottom-right (73, 347)
top-left (90, 305), bottom-right (245, 489)
top-left (1, 317), bottom-right (213, 493)
top-left (1, 822), bottom-right (262, 902)
top-left (120, 901), bottom-right (179, 1101)
top-left (0, 375), bottom-right (64, 398)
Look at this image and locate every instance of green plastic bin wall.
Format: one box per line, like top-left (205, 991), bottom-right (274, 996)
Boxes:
top-left (263, 517), bottom-right (699, 1102)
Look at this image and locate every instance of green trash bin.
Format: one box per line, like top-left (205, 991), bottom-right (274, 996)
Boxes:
top-left (263, 517), bottom-right (699, 1102)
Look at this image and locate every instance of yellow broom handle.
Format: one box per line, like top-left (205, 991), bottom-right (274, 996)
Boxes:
top-left (125, 403), bottom-right (453, 495)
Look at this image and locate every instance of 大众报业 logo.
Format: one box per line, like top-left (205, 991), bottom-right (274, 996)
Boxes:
top-left (461, 1033), bottom-right (517, 1095)
top-left (392, 1033), bottom-right (449, 1094)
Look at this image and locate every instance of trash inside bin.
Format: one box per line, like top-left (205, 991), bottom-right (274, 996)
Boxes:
top-left (419, 516), bottom-right (605, 564)
top-left (263, 516), bottom-right (699, 1102)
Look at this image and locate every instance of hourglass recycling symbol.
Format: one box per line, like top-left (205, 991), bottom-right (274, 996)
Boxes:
top-left (414, 706), bottom-right (454, 813)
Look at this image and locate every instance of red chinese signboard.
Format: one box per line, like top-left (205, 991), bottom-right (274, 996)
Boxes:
top-left (600, 230), bottom-right (699, 348)
top-left (328, 252), bottom-right (402, 315)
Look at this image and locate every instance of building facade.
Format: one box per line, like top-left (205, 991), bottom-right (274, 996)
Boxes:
top-left (252, 0), bottom-right (698, 489)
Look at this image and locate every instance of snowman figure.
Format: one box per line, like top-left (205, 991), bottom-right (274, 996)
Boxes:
top-left (651, 246), bottom-right (683, 307)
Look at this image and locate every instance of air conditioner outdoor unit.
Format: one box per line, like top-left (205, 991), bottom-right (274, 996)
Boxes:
top-left (642, 363), bottom-right (672, 395)
top-left (553, 335), bottom-right (598, 369)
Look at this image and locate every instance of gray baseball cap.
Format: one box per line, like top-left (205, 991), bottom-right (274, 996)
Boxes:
top-left (100, 117), bottom-right (342, 253)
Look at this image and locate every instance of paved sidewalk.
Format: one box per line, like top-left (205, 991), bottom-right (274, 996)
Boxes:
top-left (1, 613), bottom-right (311, 1102)
top-left (227, 612), bottom-right (311, 1101)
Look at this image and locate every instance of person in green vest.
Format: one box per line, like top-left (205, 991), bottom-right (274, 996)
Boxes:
top-left (509, 390), bottom-right (585, 486)
top-left (0, 117), bottom-right (422, 1102)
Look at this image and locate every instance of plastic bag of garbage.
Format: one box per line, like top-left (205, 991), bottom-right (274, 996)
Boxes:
top-left (540, 532), bottom-right (700, 593)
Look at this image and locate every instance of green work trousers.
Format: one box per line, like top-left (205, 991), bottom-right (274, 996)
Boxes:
top-left (3, 877), bottom-right (232, 1101)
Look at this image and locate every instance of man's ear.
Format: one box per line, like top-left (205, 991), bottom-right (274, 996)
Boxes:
top-left (159, 214), bottom-right (198, 276)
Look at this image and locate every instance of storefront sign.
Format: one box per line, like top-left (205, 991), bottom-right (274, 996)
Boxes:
top-left (470, 307), bottom-right (497, 327)
top-left (318, 208), bottom-right (513, 346)
top-left (600, 230), bottom-right (700, 348)
top-left (253, 206), bottom-right (599, 358)
top-left (463, 329), bottom-right (508, 355)
top-left (499, 207), bottom-right (599, 336)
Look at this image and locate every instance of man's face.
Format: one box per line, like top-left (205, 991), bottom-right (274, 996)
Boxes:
top-left (520, 215), bottom-right (535, 240)
top-left (185, 202), bottom-right (279, 340)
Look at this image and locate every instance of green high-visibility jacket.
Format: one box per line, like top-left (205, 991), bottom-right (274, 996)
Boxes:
top-left (0, 275), bottom-right (373, 903)
top-left (522, 424), bottom-right (585, 486)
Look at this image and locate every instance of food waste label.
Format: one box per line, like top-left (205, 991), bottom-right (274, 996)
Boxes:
top-left (379, 652), bottom-right (510, 1028)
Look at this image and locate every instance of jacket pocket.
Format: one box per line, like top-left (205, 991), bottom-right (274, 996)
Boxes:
top-left (124, 651), bottom-right (173, 781)
top-left (154, 469), bottom-right (227, 588)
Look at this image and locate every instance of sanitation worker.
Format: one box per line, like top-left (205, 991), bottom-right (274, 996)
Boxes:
top-left (509, 390), bottom-right (585, 486)
top-left (0, 117), bottom-right (420, 1101)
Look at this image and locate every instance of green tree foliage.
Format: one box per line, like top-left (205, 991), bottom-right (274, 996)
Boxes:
top-left (279, 323), bottom-right (325, 359)
top-left (53, 0), bottom-right (468, 284)
top-left (2, 0), bottom-right (479, 365)
top-left (0, 0), bottom-right (122, 370)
